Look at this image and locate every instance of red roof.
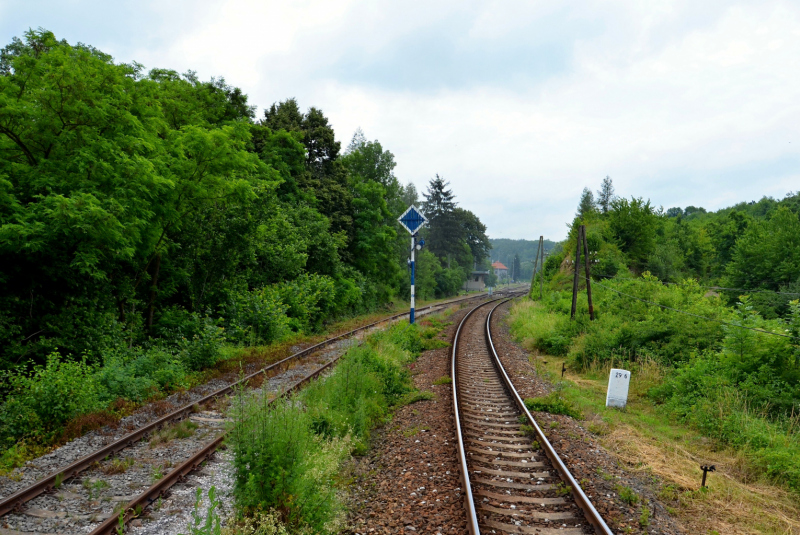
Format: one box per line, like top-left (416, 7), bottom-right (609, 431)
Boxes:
top-left (491, 261), bottom-right (508, 270)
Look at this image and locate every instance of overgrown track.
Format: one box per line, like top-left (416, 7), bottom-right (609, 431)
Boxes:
top-left (0, 290), bottom-right (519, 534)
top-left (451, 299), bottom-right (613, 535)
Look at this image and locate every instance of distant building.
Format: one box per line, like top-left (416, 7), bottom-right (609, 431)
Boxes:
top-left (491, 261), bottom-right (508, 279)
top-left (463, 270), bottom-right (489, 291)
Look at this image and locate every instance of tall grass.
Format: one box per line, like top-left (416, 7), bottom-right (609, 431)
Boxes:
top-left (227, 322), bottom-right (434, 533)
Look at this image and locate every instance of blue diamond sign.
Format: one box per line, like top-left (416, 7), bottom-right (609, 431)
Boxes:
top-left (398, 205), bottom-right (428, 235)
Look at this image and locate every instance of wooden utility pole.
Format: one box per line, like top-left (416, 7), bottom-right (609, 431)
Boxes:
top-left (538, 237), bottom-right (545, 300)
top-left (570, 225), bottom-right (595, 321)
top-left (529, 235), bottom-right (545, 299)
top-left (581, 226), bottom-right (595, 320)
top-left (570, 228), bottom-right (581, 319)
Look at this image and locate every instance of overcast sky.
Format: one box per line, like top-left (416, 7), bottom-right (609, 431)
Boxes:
top-left (2, 0), bottom-right (799, 241)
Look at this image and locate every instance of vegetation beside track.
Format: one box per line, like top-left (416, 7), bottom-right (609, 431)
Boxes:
top-left (0, 294), bottom-right (471, 477)
top-left (509, 295), bottom-right (800, 534)
top-left (220, 316), bottom-right (449, 534)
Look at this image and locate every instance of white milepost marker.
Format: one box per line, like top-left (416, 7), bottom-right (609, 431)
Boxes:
top-left (606, 368), bottom-right (631, 408)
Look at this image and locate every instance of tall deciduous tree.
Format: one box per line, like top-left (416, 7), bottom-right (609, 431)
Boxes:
top-left (607, 197), bottom-right (658, 270)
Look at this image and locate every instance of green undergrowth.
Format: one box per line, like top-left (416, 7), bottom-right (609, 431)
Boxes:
top-left (226, 319), bottom-right (445, 534)
top-left (524, 390), bottom-right (583, 420)
top-left (509, 290), bottom-right (800, 495)
top-left (0, 297), bottom-right (460, 474)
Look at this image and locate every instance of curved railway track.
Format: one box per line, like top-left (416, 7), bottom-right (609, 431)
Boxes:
top-left (0, 290), bottom-right (524, 535)
top-left (451, 298), bottom-right (613, 535)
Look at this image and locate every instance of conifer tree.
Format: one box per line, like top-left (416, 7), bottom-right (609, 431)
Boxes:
top-left (597, 175), bottom-right (615, 213)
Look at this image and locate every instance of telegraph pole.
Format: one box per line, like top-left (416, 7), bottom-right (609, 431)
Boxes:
top-left (529, 235), bottom-right (544, 299)
top-left (581, 226), bottom-right (595, 320)
top-left (571, 225), bottom-right (594, 321)
top-left (570, 228), bottom-right (582, 320)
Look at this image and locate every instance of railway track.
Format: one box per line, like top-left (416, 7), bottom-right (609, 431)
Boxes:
top-left (451, 299), bottom-right (613, 535)
top-left (0, 290), bottom-right (523, 535)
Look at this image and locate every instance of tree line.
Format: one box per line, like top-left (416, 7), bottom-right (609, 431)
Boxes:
top-left (548, 176), bottom-right (800, 319)
top-left (0, 29), bottom-right (490, 370)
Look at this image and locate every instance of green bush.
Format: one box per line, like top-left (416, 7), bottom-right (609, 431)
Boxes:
top-left (179, 318), bottom-right (226, 371)
top-left (0, 354), bottom-right (104, 443)
top-left (230, 396), bottom-right (349, 532)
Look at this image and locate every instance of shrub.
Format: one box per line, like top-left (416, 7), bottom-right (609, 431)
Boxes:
top-left (0, 353), bottom-right (104, 443)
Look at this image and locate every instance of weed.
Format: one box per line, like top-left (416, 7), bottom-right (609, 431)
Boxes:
top-left (83, 478), bottom-right (110, 500)
top-left (616, 484), bottom-right (639, 506)
top-left (432, 376), bottom-right (452, 385)
top-left (400, 390), bottom-right (435, 405)
top-left (555, 482), bottom-right (572, 496)
top-left (587, 420), bottom-right (611, 436)
top-left (54, 472), bottom-right (64, 489)
top-left (639, 506), bottom-right (650, 527)
top-left (116, 510), bottom-right (125, 535)
top-left (524, 392), bottom-right (582, 420)
top-left (548, 421), bottom-right (561, 429)
top-left (151, 464), bottom-right (164, 482)
top-left (103, 457), bottom-right (135, 475)
top-left (520, 424), bottom-right (537, 438)
top-left (596, 468), bottom-right (613, 481)
top-left (150, 419), bottom-right (198, 448)
top-left (183, 487), bottom-right (222, 535)
top-left (403, 426), bottom-right (421, 437)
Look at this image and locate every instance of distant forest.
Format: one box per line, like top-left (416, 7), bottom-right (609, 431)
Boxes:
top-left (489, 238), bottom-right (558, 281)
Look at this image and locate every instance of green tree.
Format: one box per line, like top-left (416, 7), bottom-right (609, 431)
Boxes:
top-left (607, 197), bottom-right (658, 270)
top-left (596, 176), bottom-right (615, 214)
top-left (728, 206), bottom-right (800, 291)
top-left (576, 187), bottom-right (597, 220)
top-left (422, 175), bottom-right (460, 262)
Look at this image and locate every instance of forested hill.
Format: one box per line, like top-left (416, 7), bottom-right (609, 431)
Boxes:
top-left (489, 238), bottom-right (558, 281)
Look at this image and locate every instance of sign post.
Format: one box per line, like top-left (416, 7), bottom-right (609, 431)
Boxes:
top-left (398, 206), bottom-right (428, 324)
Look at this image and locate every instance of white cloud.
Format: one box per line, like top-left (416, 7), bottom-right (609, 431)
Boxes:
top-left (2, 0), bottom-right (798, 239)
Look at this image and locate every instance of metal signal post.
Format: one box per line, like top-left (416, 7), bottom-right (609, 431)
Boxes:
top-left (398, 205), bottom-right (428, 325)
top-left (410, 234), bottom-right (416, 324)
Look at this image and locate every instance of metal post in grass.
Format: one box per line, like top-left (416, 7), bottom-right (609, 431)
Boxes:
top-left (398, 206), bottom-right (428, 324)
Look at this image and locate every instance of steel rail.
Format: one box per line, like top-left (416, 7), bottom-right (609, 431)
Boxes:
top-left (91, 294), bottom-right (518, 535)
top-left (87, 336), bottom-right (354, 535)
top-left (485, 300), bottom-right (614, 535)
top-left (450, 299), bottom-right (502, 535)
top-left (0, 291), bottom-right (494, 518)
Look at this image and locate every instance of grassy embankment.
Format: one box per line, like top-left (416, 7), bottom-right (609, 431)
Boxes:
top-left (508, 290), bottom-right (800, 535)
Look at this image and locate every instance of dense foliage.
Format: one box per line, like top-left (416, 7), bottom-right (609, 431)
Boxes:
top-left (229, 322), bottom-right (442, 533)
top-left (517, 177), bottom-right (800, 493)
top-left (0, 30), bottom-right (490, 453)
